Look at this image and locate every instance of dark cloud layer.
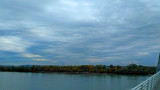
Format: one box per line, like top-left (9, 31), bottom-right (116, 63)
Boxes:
top-left (0, 0), bottom-right (160, 65)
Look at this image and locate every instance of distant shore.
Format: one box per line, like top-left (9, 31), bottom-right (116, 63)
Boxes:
top-left (0, 64), bottom-right (156, 75)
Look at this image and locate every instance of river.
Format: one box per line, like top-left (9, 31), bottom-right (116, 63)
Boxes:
top-left (0, 72), bottom-right (150, 90)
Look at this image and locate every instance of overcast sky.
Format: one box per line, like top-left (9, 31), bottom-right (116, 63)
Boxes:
top-left (0, 0), bottom-right (160, 66)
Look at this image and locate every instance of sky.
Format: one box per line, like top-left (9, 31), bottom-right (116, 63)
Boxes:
top-left (0, 0), bottom-right (160, 66)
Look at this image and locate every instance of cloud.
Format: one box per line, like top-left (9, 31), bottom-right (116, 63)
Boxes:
top-left (86, 56), bottom-right (119, 63)
top-left (32, 59), bottom-right (50, 61)
top-left (23, 53), bottom-right (42, 58)
top-left (136, 52), bottom-right (150, 56)
top-left (0, 36), bottom-right (32, 53)
top-left (50, 61), bottom-right (58, 63)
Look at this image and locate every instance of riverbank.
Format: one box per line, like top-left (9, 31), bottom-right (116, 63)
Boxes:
top-left (0, 64), bottom-right (156, 75)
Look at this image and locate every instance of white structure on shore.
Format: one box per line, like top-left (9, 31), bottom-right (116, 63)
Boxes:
top-left (157, 53), bottom-right (160, 72)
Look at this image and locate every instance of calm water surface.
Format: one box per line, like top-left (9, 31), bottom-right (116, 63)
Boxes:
top-left (0, 72), bottom-right (150, 90)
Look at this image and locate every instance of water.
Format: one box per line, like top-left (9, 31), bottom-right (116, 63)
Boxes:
top-left (0, 72), bottom-right (150, 90)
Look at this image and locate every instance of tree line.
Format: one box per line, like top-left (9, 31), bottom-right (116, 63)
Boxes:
top-left (0, 64), bottom-right (156, 75)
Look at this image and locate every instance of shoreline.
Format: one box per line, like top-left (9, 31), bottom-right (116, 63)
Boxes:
top-left (0, 64), bottom-right (156, 75)
top-left (0, 71), bottom-right (154, 75)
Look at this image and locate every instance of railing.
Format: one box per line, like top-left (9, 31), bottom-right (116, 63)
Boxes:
top-left (131, 71), bottom-right (160, 90)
